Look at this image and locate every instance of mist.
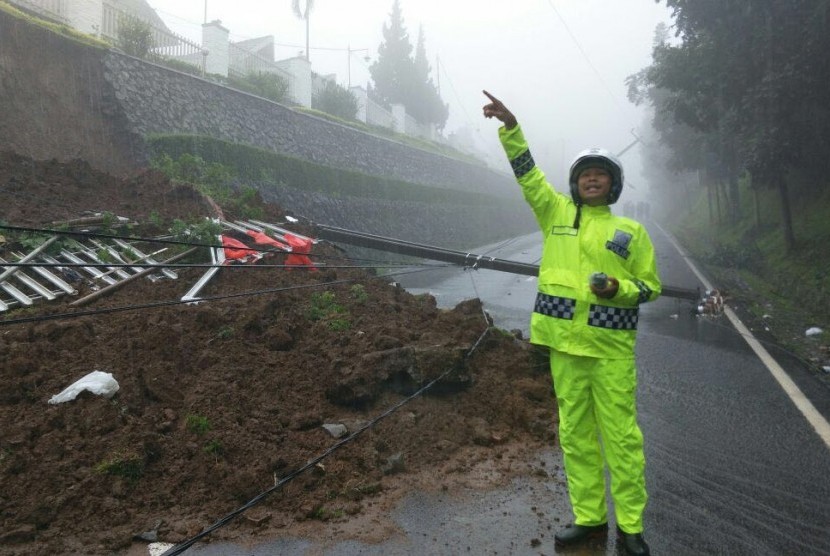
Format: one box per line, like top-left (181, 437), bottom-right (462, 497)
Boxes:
top-left (148, 0), bottom-right (673, 201)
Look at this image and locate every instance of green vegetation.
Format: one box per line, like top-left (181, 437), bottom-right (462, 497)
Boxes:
top-left (157, 57), bottom-right (203, 76)
top-left (116, 15), bottom-right (152, 58)
top-left (371, 0), bottom-right (448, 130)
top-left (203, 439), bottom-right (224, 457)
top-left (215, 325), bottom-right (235, 340)
top-left (147, 135), bottom-right (503, 207)
top-left (629, 2), bottom-right (830, 253)
top-left (186, 414), bottom-right (212, 435)
top-left (309, 505), bottom-right (346, 521)
top-left (312, 80), bottom-right (359, 121)
top-left (307, 290), bottom-right (354, 331)
top-left (152, 153), bottom-right (263, 219)
top-left (0, 2), bottom-right (108, 48)
top-left (670, 182), bottom-right (830, 336)
top-left (168, 217), bottom-right (223, 245)
top-left (95, 450), bottom-right (145, 481)
top-left (228, 71), bottom-right (290, 104)
top-left (349, 284), bottom-right (368, 304)
top-left (307, 291), bottom-right (345, 321)
top-left (328, 318), bottom-right (351, 331)
top-left (625, 2), bottom-right (830, 367)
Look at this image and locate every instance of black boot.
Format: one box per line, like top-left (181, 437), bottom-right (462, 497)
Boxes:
top-left (554, 523), bottom-right (608, 546)
top-left (617, 528), bottom-right (650, 556)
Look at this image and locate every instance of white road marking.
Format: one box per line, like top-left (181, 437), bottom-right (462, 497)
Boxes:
top-left (656, 223), bottom-right (830, 452)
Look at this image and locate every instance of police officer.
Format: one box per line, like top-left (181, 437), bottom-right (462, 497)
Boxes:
top-left (483, 91), bottom-right (660, 556)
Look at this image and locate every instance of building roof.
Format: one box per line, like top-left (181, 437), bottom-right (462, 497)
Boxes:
top-left (232, 36), bottom-right (275, 61)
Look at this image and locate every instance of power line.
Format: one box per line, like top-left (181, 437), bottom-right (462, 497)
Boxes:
top-left (0, 265), bottom-right (446, 328)
top-left (161, 321), bottom-right (493, 556)
top-left (544, 0), bottom-right (627, 111)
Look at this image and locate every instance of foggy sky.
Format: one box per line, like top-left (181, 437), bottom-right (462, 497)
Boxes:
top-left (147, 1), bottom-right (673, 199)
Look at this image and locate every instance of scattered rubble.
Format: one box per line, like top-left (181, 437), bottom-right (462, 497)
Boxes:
top-left (0, 153), bottom-right (557, 555)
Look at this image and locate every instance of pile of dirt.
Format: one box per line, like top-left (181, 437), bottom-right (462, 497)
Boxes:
top-left (0, 153), bottom-right (557, 555)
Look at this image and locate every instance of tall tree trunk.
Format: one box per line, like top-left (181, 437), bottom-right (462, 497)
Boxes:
top-left (707, 178), bottom-right (714, 224)
top-left (728, 170), bottom-right (740, 220)
top-left (753, 187), bottom-right (762, 228)
top-left (778, 178), bottom-right (796, 252)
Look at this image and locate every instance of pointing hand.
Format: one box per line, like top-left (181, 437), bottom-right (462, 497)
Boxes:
top-left (482, 90), bottom-right (518, 130)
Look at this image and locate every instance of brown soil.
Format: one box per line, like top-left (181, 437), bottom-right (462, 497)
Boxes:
top-left (0, 153), bottom-right (557, 555)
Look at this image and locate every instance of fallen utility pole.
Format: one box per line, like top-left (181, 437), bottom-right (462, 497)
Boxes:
top-left (314, 224), bottom-right (699, 302)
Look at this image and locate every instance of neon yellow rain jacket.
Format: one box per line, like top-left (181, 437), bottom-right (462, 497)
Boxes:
top-left (500, 125), bottom-right (661, 359)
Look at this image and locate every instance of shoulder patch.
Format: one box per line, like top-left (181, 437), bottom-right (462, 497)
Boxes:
top-left (606, 229), bottom-right (632, 259)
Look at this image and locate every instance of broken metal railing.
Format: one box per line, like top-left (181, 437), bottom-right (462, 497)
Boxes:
top-left (0, 234), bottom-right (180, 312)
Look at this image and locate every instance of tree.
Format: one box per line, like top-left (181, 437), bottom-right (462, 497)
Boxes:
top-left (632, 1), bottom-right (830, 251)
top-left (117, 15), bottom-right (153, 58)
top-left (313, 80), bottom-right (359, 120)
top-left (291, 0), bottom-right (315, 61)
top-left (409, 26), bottom-right (448, 129)
top-left (370, 1), bottom-right (448, 130)
top-left (370, 0), bottom-right (414, 107)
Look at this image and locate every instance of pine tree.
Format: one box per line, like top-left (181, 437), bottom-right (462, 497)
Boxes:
top-left (369, 0), bottom-right (415, 107)
top-left (370, 1), bottom-right (448, 129)
top-left (409, 25), bottom-right (448, 129)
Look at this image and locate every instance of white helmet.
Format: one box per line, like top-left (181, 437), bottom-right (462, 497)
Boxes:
top-left (568, 148), bottom-right (624, 205)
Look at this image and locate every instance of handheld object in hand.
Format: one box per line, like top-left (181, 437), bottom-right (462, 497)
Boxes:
top-left (589, 272), bottom-right (608, 289)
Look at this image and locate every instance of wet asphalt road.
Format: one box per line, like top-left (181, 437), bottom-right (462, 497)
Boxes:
top-left (172, 225), bottom-right (830, 556)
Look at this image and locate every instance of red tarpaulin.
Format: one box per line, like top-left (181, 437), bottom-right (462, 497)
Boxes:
top-left (221, 235), bottom-right (259, 262)
top-left (245, 230), bottom-right (289, 251)
top-left (283, 233), bottom-right (317, 270)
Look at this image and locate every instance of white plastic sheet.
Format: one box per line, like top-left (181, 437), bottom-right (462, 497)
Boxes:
top-left (48, 371), bottom-right (119, 404)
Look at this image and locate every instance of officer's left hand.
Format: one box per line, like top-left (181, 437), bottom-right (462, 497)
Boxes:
top-left (591, 276), bottom-right (619, 299)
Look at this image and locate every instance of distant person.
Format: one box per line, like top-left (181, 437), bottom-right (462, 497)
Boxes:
top-left (482, 90), bottom-right (661, 556)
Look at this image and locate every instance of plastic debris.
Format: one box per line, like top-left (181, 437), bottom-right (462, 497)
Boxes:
top-left (48, 371), bottom-right (119, 404)
top-left (147, 543), bottom-right (175, 556)
top-left (805, 327), bottom-right (823, 337)
top-left (696, 289), bottom-right (724, 315)
top-left (322, 423), bottom-right (348, 438)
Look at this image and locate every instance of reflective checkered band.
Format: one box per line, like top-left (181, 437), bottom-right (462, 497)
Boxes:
top-left (635, 280), bottom-right (652, 304)
top-left (588, 304), bottom-right (639, 330)
top-left (510, 149), bottom-right (536, 178)
top-left (534, 292), bottom-right (576, 320)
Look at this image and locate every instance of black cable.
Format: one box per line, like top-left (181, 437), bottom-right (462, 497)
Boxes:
top-left (0, 266), bottom-right (447, 327)
top-left (0, 223), bottom-right (457, 267)
top-left (5, 261), bottom-right (449, 271)
top-left (0, 223), bottom-right (226, 250)
top-left (161, 323), bottom-right (493, 556)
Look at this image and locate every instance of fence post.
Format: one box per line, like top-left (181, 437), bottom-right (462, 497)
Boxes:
top-left (202, 20), bottom-right (229, 77)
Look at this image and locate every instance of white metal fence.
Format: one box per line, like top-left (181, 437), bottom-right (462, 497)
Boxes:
top-left (101, 2), bottom-right (202, 59)
top-left (6, 0), bottom-right (68, 23)
top-left (228, 42), bottom-right (292, 82)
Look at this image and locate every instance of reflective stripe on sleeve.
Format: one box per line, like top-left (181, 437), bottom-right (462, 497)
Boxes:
top-left (510, 149), bottom-right (535, 178)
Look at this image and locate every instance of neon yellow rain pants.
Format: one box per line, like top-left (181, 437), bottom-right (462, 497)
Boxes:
top-left (550, 349), bottom-right (647, 534)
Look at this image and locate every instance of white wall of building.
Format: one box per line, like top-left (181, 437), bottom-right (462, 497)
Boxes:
top-left (202, 20), bottom-right (229, 77)
top-left (275, 57), bottom-right (311, 107)
top-left (65, 0), bottom-right (102, 35)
